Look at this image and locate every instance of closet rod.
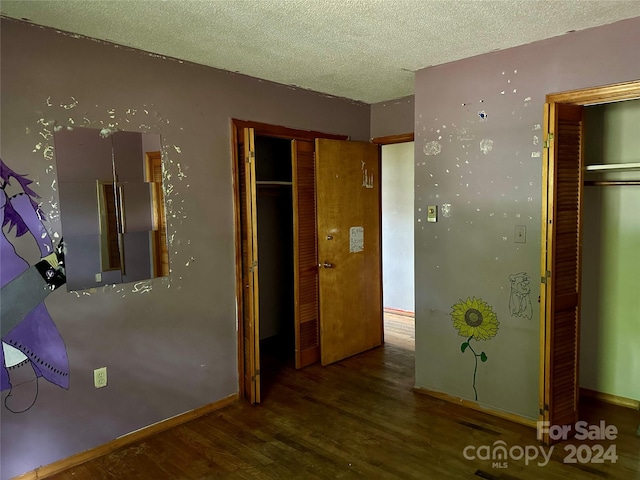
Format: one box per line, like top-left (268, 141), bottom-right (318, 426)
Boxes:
top-left (584, 180), bottom-right (640, 186)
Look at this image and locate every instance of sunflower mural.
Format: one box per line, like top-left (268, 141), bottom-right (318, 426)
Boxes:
top-left (451, 297), bottom-right (499, 401)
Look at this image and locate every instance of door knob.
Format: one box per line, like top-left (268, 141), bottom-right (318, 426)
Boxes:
top-left (320, 262), bottom-right (334, 268)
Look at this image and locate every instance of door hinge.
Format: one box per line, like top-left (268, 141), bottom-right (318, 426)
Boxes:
top-left (246, 151), bottom-right (255, 163)
top-left (539, 404), bottom-right (549, 416)
top-left (541, 270), bottom-right (550, 284)
top-left (543, 133), bottom-right (554, 149)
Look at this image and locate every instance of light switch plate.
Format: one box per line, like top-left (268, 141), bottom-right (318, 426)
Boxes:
top-left (515, 225), bottom-right (526, 243)
top-left (427, 205), bottom-right (438, 223)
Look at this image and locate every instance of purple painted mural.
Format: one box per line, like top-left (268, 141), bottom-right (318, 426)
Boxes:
top-left (1, 159), bottom-right (68, 413)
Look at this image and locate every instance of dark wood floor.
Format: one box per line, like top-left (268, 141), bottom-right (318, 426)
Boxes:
top-left (49, 313), bottom-right (640, 479)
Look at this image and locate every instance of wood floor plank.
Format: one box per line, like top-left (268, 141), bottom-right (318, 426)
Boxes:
top-left (43, 313), bottom-right (640, 480)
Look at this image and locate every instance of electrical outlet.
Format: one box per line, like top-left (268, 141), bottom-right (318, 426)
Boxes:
top-left (94, 367), bottom-right (107, 388)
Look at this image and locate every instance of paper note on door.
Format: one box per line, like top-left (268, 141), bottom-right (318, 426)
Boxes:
top-left (350, 226), bottom-right (364, 253)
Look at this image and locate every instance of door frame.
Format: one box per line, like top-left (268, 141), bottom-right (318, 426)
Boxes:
top-left (539, 80), bottom-right (640, 442)
top-left (373, 132), bottom-right (416, 327)
top-left (231, 119), bottom-right (347, 401)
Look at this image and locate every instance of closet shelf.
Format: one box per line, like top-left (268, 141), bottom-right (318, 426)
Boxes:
top-left (256, 181), bottom-right (293, 186)
top-left (584, 162), bottom-right (640, 171)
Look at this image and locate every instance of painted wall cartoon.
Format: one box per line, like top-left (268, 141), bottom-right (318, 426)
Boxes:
top-left (1, 159), bottom-right (69, 413)
top-left (508, 272), bottom-right (533, 320)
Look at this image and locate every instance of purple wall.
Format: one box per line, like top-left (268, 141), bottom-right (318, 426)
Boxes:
top-left (370, 95), bottom-right (415, 138)
top-left (0, 18), bottom-right (369, 479)
top-left (413, 17), bottom-right (640, 418)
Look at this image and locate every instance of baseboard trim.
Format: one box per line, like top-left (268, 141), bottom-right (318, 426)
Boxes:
top-left (414, 387), bottom-right (537, 429)
top-left (580, 387), bottom-right (639, 410)
top-left (15, 393), bottom-right (239, 480)
top-left (383, 307), bottom-right (415, 318)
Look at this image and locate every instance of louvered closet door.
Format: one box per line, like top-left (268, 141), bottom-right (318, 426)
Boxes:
top-left (292, 140), bottom-right (320, 368)
top-left (540, 103), bottom-right (584, 444)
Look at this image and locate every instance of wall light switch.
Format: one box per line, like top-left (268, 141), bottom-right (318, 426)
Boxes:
top-left (95, 273), bottom-right (102, 282)
top-left (515, 225), bottom-right (526, 243)
top-left (427, 205), bottom-right (438, 223)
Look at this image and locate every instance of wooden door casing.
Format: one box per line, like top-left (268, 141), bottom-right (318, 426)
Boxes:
top-left (239, 128), bottom-right (261, 404)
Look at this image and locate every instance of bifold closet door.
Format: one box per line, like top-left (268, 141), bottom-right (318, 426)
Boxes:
top-left (292, 140), bottom-right (320, 368)
top-left (240, 127), bottom-right (261, 404)
top-left (540, 103), bottom-right (584, 443)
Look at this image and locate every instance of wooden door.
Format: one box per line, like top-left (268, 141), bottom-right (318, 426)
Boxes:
top-left (539, 103), bottom-right (584, 443)
top-left (315, 139), bottom-right (383, 366)
top-left (239, 128), bottom-right (261, 403)
top-left (292, 140), bottom-right (321, 368)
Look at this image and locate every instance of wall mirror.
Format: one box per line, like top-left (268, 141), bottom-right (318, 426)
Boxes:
top-left (54, 127), bottom-right (169, 291)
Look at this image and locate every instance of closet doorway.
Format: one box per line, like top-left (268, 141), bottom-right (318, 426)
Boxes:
top-left (538, 80), bottom-right (640, 444)
top-left (232, 120), bottom-right (384, 404)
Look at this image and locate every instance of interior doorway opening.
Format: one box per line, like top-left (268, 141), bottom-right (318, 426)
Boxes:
top-left (233, 120), bottom-right (386, 404)
top-left (381, 141), bottom-right (415, 351)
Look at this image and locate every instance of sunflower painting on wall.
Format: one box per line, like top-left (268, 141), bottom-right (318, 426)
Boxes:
top-left (451, 297), bottom-right (499, 401)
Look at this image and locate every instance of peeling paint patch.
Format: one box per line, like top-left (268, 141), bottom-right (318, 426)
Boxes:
top-left (457, 128), bottom-right (474, 142)
top-left (423, 140), bottom-right (442, 156)
top-left (441, 203), bottom-right (452, 218)
top-left (60, 97), bottom-right (79, 110)
top-left (99, 127), bottom-right (118, 138)
top-left (43, 145), bottom-right (54, 161)
top-left (132, 282), bottom-right (152, 294)
top-left (480, 139), bottom-right (494, 155)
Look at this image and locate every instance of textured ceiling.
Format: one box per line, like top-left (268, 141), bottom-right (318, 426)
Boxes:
top-left (2, 1), bottom-right (640, 103)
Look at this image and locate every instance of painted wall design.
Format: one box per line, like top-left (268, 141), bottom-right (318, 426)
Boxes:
top-left (508, 272), bottom-right (533, 320)
top-left (1, 159), bottom-right (68, 412)
top-left (451, 297), bottom-right (499, 400)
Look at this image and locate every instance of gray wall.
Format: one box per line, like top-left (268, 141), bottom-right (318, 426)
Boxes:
top-left (0, 18), bottom-right (369, 480)
top-left (382, 142), bottom-right (415, 312)
top-left (413, 17), bottom-right (640, 419)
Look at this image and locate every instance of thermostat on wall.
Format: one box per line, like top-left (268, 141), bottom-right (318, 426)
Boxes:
top-left (427, 205), bottom-right (437, 223)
